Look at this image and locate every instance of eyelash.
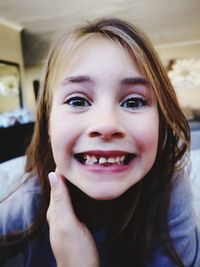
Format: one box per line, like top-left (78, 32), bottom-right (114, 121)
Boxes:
top-left (65, 96), bottom-right (91, 107)
top-left (65, 96), bottom-right (147, 109)
top-left (120, 97), bottom-right (147, 109)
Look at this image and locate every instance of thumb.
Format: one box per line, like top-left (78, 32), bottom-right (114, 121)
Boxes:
top-left (48, 172), bottom-right (77, 227)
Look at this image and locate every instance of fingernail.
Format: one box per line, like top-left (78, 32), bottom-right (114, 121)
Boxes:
top-left (48, 172), bottom-right (59, 187)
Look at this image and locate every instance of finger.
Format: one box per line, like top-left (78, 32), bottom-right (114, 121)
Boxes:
top-left (55, 167), bottom-right (61, 176)
top-left (48, 172), bottom-right (77, 227)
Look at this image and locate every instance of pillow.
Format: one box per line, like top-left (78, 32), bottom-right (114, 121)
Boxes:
top-left (0, 156), bottom-right (26, 200)
top-left (193, 109), bottom-right (200, 121)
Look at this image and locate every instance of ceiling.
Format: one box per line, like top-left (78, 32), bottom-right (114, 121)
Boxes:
top-left (0, 0), bottom-right (200, 66)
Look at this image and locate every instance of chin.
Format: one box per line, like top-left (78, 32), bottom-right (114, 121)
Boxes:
top-left (84, 187), bottom-right (126, 201)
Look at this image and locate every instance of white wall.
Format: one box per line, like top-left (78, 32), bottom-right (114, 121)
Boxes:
top-left (156, 42), bottom-right (200, 65)
top-left (0, 23), bottom-right (25, 112)
top-left (0, 23), bottom-right (23, 64)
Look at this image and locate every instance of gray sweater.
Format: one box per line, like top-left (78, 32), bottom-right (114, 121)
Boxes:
top-left (0, 171), bottom-right (200, 266)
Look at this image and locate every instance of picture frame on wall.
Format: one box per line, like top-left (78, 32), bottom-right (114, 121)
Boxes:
top-left (0, 60), bottom-right (23, 113)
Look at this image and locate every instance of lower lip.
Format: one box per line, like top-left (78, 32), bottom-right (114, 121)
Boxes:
top-left (75, 158), bottom-right (136, 173)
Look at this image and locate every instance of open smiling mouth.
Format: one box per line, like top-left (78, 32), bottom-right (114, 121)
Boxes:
top-left (74, 152), bottom-right (135, 166)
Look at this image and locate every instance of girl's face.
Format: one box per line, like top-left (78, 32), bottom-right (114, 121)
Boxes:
top-left (49, 37), bottom-right (159, 200)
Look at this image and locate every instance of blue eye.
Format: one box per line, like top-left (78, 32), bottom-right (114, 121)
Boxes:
top-left (121, 97), bottom-right (147, 109)
top-left (66, 96), bottom-right (91, 107)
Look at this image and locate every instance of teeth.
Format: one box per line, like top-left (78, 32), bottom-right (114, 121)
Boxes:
top-left (92, 156), bottom-right (98, 163)
top-left (99, 157), bottom-right (107, 164)
top-left (85, 155), bottom-right (97, 165)
top-left (84, 155), bottom-right (126, 165)
top-left (120, 155), bottom-right (125, 162)
top-left (107, 157), bottom-right (115, 163)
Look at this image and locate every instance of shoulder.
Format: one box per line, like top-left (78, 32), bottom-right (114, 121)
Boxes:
top-left (168, 168), bottom-right (193, 219)
top-left (168, 167), bottom-right (200, 226)
top-left (166, 169), bottom-right (200, 265)
top-left (149, 168), bottom-right (200, 266)
top-left (0, 172), bottom-right (42, 236)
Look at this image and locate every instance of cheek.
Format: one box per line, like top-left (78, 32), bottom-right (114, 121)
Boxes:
top-left (131, 112), bottom-right (159, 155)
top-left (49, 111), bottom-right (68, 159)
top-left (135, 134), bottom-right (158, 163)
top-left (49, 111), bottom-right (77, 159)
top-left (49, 114), bottom-right (64, 147)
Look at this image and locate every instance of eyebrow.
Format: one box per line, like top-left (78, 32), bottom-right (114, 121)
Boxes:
top-left (61, 75), bottom-right (93, 85)
top-left (120, 77), bottom-right (148, 86)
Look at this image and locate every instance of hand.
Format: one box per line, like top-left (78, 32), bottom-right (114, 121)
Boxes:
top-left (47, 171), bottom-right (100, 267)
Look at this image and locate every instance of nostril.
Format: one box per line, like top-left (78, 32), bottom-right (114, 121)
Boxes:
top-left (87, 127), bottom-right (125, 139)
top-left (112, 132), bottom-right (124, 138)
top-left (88, 131), bottom-right (102, 138)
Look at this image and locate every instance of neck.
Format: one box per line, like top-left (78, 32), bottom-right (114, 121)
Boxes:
top-left (67, 181), bottom-right (117, 231)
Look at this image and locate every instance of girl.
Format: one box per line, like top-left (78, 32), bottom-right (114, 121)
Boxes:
top-left (0, 18), bottom-right (199, 267)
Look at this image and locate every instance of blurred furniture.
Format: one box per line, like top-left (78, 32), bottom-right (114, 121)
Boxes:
top-left (182, 107), bottom-right (200, 150)
top-left (0, 122), bottom-right (34, 163)
top-left (189, 121), bottom-right (200, 150)
top-left (0, 156), bottom-right (26, 199)
top-left (33, 79), bottom-right (40, 101)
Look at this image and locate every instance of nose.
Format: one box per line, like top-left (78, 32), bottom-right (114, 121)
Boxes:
top-left (86, 113), bottom-right (125, 140)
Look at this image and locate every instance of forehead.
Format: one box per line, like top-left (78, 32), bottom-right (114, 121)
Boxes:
top-left (58, 36), bottom-right (143, 81)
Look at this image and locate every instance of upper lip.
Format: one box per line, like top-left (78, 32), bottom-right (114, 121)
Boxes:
top-left (73, 150), bottom-right (135, 157)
